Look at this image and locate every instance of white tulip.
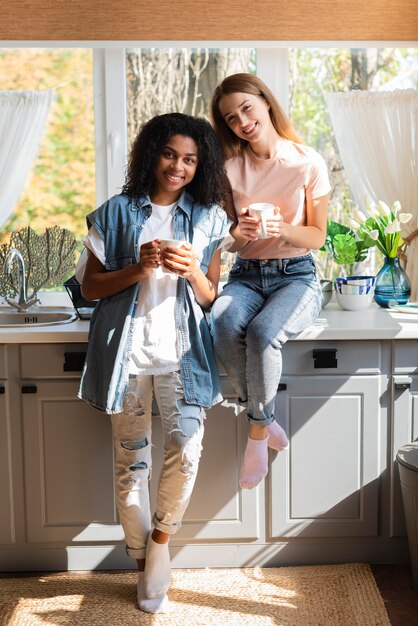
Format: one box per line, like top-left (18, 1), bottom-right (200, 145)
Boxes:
top-left (385, 219), bottom-right (400, 234)
top-left (377, 201), bottom-right (391, 216)
top-left (392, 200), bottom-right (402, 214)
top-left (399, 212), bottom-right (413, 224)
top-left (369, 230), bottom-right (380, 240)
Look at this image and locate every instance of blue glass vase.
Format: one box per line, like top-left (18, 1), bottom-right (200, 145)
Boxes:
top-left (374, 256), bottom-right (411, 308)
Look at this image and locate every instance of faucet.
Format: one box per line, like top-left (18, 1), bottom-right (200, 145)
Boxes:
top-left (3, 249), bottom-right (39, 312)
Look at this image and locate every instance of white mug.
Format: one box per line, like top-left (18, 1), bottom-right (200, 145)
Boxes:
top-left (248, 203), bottom-right (276, 238)
top-left (159, 239), bottom-right (186, 273)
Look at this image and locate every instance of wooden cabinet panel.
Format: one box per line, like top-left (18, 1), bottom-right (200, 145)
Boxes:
top-left (20, 344), bottom-right (87, 378)
top-left (269, 375), bottom-right (380, 538)
top-left (283, 341), bottom-right (382, 376)
top-left (390, 375), bottom-right (418, 537)
top-left (22, 380), bottom-right (121, 543)
top-left (22, 382), bottom-right (259, 545)
top-left (0, 385), bottom-right (14, 544)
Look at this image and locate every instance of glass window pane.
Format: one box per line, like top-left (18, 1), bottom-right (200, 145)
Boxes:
top-left (0, 48), bottom-right (95, 243)
top-left (289, 47), bottom-right (418, 277)
top-left (125, 47), bottom-right (255, 278)
top-left (126, 48), bottom-right (255, 147)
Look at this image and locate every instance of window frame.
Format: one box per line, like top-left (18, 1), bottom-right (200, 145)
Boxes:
top-left (1, 42), bottom-right (416, 302)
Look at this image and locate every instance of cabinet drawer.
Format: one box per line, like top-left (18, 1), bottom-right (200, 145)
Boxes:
top-left (20, 344), bottom-right (88, 378)
top-left (0, 345), bottom-right (5, 378)
top-left (393, 341), bottom-right (418, 374)
top-left (282, 340), bottom-right (382, 375)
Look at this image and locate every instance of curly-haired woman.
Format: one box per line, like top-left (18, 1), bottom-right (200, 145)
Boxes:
top-left (78, 113), bottom-right (231, 614)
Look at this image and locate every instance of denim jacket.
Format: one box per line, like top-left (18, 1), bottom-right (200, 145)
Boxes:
top-left (78, 192), bottom-right (231, 414)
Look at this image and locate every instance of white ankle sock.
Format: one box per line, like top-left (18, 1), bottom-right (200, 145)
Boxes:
top-left (267, 420), bottom-right (289, 451)
top-left (144, 534), bottom-right (171, 599)
top-left (239, 436), bottom-right (269, 489)
top-left (137, 572), bottom-right (172, 614)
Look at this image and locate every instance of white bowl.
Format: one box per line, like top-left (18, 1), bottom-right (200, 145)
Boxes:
top-left (335, 275), bottom-right (376, 286)
top-left (335, 290), bottom-right (374, 310)
top-left (338, 283), bottom-right (375, 295)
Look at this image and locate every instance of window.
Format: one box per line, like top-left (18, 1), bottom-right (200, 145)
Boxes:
top-left (0, 45), bottom-right (417, 285)
top-left (0, 48), bottom-right (95, 244)
top-left (125, 48), bottom-right (255, 146)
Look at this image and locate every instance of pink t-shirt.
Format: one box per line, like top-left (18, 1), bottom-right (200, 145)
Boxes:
top-left (225, 141), bottom-right (331, 259)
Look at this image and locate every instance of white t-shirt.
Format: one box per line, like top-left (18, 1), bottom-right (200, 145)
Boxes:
top-left (83, 202), bottom-right (180, 375)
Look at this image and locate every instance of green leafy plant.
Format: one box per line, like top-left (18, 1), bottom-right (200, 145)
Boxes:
top-left (320, 219), bottom-right (375, 276)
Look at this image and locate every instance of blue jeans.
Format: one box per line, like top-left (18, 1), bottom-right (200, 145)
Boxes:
top-left (210, 255), bottom-right (322, 426)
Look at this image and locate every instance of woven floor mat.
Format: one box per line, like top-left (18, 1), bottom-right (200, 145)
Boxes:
top-left (0, 563), bottom-right (391, 626)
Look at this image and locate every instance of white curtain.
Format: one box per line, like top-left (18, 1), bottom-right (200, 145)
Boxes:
top-left (325, 89), bottom-right (418, 298)
top-left (0, 90), bottom-right (54, 228)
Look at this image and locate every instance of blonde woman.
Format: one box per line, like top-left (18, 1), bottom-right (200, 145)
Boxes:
top-left (210, 73), bottom-right (330, 489)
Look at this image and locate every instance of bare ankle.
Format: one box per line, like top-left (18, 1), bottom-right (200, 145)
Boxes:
top-left (249, 424), bottom-right (268, 441)
top-left (151, 528), bottom-right (170, 544)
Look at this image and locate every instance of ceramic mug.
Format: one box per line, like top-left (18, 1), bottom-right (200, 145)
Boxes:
top-left (248, 203), bottom-right (276, 238)
top-left (159, 239), bottom-right (187, 273)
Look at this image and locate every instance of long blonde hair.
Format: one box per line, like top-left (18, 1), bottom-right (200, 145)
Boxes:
top-left (210, 73), bottom-right (301, 160)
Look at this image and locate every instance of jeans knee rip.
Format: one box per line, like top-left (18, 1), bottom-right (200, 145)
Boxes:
top-left (168, 400), bottom-right (204, 438)
top-left (120, 437), bottom-right (150, 476)
top-left (123, 391), bottom-right (146, 418)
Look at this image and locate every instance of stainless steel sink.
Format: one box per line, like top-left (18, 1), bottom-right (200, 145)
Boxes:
top-left (0, 309), bottom-right (77, 327)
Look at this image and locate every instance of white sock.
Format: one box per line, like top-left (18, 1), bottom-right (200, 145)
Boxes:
top-left (144, 534), bottom-right (171, 598)
top-left (267, 420), bottom-right (289, 451)
top-left (137, 572), bottom-right (172, 614)
top-left (239, 436), bottom-right (269, 489)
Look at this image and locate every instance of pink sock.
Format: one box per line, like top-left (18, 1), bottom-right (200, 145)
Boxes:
top-left (239, 436), bottom-right (269, 489)
top-left (267, 420), bottom-right (289, 451)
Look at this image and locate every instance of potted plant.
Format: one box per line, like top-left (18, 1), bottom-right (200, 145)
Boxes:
top-left (352, 200), bottom-right (413, 308)
top-left (320, 219), bottom-right (375, 277)
top-left (319, 218), bottom-right (377, 309)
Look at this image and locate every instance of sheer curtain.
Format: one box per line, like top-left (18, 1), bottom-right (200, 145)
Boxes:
top-left (325, 89), bottom-right (418, 298)
top-left (0, 90), bottom-right (54, 228)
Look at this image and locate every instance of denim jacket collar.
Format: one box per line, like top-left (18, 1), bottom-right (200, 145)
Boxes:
top-left (132, 190), bottom-right (194, 220)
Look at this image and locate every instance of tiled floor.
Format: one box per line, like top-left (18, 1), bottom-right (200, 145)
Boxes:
top-left (372, 565), bottom-right (418, 626)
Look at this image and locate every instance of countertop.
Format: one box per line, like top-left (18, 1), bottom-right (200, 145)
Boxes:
top-left (2, 301), bottom-right (418, 343)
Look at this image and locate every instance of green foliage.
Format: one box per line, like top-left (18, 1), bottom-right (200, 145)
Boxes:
top-left (0, 48), bottom-right (95, 244)
top-left (321, 219), bottom-right (373, 275)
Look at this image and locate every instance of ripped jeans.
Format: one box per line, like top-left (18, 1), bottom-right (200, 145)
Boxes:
top-left (111, 371), bottom-right (204, 560)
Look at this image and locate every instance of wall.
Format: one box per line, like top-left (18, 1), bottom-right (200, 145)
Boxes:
top-left (1, 0), bottom-right (418, 41)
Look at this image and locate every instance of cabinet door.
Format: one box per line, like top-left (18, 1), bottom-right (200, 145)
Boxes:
top-left (22, 380), bottom-right (122, 543)
top-left (151, 390), bottom-right (260, 542)
top-left (0, 379), bottom-right (14, 544)
top-left (22, 379), bottom-right (259, 545)
top-left (391, 374), bottom-right (418, 537)
top-left (269, 375), bottom-right (380, 538)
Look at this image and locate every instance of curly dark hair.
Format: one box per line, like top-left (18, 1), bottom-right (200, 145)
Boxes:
top-left (122, 112), bottom-right (226, 207)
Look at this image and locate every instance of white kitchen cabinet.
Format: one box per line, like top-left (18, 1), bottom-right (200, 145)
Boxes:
top-left (270, 374), bottom-right (380, 539)
top-left (0, 334), bottom-right (411, 571)
top-left (0, 346), bottom-right (14, 546)
top-left (390, 341), bottom-right (418, 538)
top-left (269, 341), bottom-right (383, 539)
top-left (2, 344), bottom-right (258, 568)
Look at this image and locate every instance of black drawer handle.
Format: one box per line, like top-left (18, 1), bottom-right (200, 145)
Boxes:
top-left (22, 384), bottom-right (37, 394)
top-left (0, 384), bottom-right (5, 395)
top-left (395, 382), bottom-right (411, 390)
top-left (63, 352), bottom-right (87, 372)
top-left (313, 348), bottom-right (338, 369)
top-left (277, 383), bottom-right (287, 391)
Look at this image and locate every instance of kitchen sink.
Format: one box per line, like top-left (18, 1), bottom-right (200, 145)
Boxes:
top-left (0, 309), bottom-right (77, 327)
